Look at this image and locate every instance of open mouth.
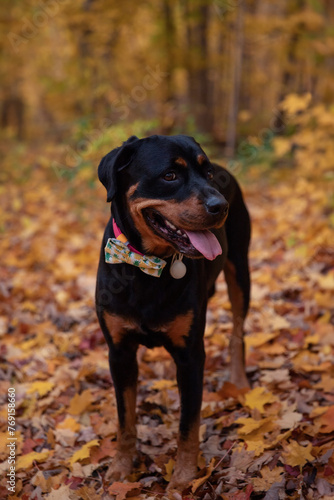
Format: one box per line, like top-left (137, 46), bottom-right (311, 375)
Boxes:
top-left (143, 209), bottom-right (222, 260)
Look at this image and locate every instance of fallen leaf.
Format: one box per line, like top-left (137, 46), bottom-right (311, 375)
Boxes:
top-left (236, 416), bottom-right (275, 436)
top-left (243, 387), bottom-right (277, 412)
top-left (164, 457), bottom-right (175, 482)
top-left (252, 466), bottom-right (284, 492)
top-left (68, 389), bottom-right (94, 416)
top-left (69, 439), bottom-right (100, 466)
top-left (27, 380), bottom-right (55, 397)
top-left (108, 482), bottom-right (142, 500)
top-left (57, 416), bottom-right (81, 432)
top-left (151, 379), bottom-right (176, 390)
top-left (191, 458), bottom-right (215, 493)
top-left (16, 450), bottom-right (50, 470)
top-left (316, 406), bottom-right (334, 434)
top-left (282, 441), bottom-right (314, 470)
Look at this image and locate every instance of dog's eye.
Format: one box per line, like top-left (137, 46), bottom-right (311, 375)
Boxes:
top-left (164, 171), bottom-right (177, 181)
top-left (207, 169), bottom-right (214, 180)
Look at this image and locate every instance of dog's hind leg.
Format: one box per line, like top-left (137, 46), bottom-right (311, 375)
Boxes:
top-left (223, 188), bottom-right (251, 389)
top-left (224, 258), bottom-right (250, 388)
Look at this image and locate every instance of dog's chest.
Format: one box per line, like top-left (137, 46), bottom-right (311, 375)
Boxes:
top-left (103, 308), bottom-right (194, 349)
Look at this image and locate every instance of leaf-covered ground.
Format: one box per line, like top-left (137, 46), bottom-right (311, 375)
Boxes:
top-left (1, 113), bottom-right (334, 498)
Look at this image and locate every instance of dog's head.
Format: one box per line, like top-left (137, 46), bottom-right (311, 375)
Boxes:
top-left (98, 135), bottom-right (228, 259)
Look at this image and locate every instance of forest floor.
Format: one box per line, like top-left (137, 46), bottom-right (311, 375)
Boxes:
top-left (0, 139), bottom-right (333, 500)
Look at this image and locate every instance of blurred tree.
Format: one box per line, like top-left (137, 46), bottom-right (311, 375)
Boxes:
top-left (1, 0), bottom-right (334, 150)
top-left (225, 0), bottom-right (244, 157)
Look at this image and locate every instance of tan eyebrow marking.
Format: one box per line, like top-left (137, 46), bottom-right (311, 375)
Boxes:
top-left (175, 157), bottom-right (187, 167)
top-left (197, 154), bottom-right (207, 165)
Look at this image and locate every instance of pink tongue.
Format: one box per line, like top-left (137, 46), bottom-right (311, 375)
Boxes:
top-left (185, 230), bottom-right (222, 261)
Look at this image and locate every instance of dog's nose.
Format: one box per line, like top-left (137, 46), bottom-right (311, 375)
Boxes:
top-left (205, 195), bottom-right (229, 216)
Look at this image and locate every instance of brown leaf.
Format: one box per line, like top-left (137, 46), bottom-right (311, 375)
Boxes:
top-left (108, 482), bottom-right (142, 500)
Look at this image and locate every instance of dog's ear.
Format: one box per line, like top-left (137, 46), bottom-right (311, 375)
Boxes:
top-left (98, 135), bottom-right (141, 202)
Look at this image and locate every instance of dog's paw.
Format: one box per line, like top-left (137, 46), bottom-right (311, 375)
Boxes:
top-left (167, 464), bottom-right (197, 493)
top-left (106, 452), bottom-right (133, 481)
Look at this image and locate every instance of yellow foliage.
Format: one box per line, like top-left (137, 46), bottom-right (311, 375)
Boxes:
top-left (163, 458), bottom-right (175, 482)
top-left (243, 387), bottom-right (277, 413)
top-left (27, 380), bottom-right (54, 397)
top-left (282, 442), bottom-right (314, 470)
top-left (191, 459), bottom-right (215, 493)
top-left (57, 416), bottom-right (81, 433)
top-left (252, 466), bottom-right (284, 492)
top-left (68, 390), bottom-right (94, 416)
top-left (236, 416), bottom-right (276, 436)
top-left (151, 379), bottom-right (176, 391)
top-left (280, 93), bottom-right (312, 116)
top-left (69, 439), bottom-right (100, 466)
top-left (245, 332), bottom-right (277, 351)
top-left (16, 450), bottom-right (50, 470)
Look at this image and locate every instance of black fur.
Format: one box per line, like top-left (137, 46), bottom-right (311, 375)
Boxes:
top-left (95, 134), bottom-right (251, 478)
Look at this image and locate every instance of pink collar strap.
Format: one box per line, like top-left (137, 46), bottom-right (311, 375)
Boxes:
top-left (112, 219), bottom-right (144, 256)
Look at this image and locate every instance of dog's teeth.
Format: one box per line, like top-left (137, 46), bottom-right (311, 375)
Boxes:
top-left (176, 230), bottom-right (183, 235)
top-left (165, 220), bottom-right (177, 231)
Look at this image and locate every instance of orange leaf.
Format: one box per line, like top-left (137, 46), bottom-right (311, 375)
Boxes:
top-left (108, 482), bottom-right (142, 500)
top-left (316, 406), bottom-right (334, 433)
top-left (68, 389), bottom-right (94, 416)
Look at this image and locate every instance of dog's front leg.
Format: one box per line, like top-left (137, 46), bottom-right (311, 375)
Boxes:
top-left (167, 339), bottom-right (205, 491)
top-left (107, 343), bottom-right (138, 480)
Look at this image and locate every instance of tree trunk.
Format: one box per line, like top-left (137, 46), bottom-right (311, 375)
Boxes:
top-left (225, 1), bottom-right (244, 157)
top-left (183, 0), bottom-right (213, 135)
top-left (1, 95), bottom-right (25, 141)
top-left (160, 0), bottom-right (177, 134)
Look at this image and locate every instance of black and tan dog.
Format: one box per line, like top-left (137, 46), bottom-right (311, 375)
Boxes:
top-left (96, 135), bottom-right (251, 490)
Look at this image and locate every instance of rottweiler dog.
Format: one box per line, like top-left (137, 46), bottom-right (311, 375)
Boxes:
top-left (96, 135), bottom-right (251, 491)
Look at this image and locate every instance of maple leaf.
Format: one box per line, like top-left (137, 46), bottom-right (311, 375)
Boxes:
top-left (276, 403), bottom-right (303, 430)
top-left (236, 416), bottom-right (276, 436)
top-left (244, 439), bottom-right (265, 457)
top-left (108, 481), bottom-right (142, 500)
top-left (191, 458), bottom-right (215, 493)
top-left (151, 379), bottom-right (176, 390)
top-left (316, 406), bottom-right (334, 434)
top-left (90, 437), bottom-right (117, 464)
top-left (163, 457), bottom-right (175, 482)
top-left (245, 332), bottom-right (278, 351)
top-left (282, 441), bottom-right (314, 470)
top-left (47, 485), bottom-right (73, 500)
top-left (68, 389), bottom-right (94, 415)
top-left (229, 447), bottom-right (255, 473)
top-left (252, 466), bottom-right (284, 492)
top-left (16, 450), bottom-right (50, 470)
top-left (27, 380), bottom-right (55, 397)
top-left (69, 439), bottom-right (100, 466)
top-left (243, 387), bottom-right (277, 412)
top-left (56, 416), bottom-right (81, 432)
top-left (229, 483), bottom-right (253, 499)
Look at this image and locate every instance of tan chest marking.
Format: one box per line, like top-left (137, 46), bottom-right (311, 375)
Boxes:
top-left (103, 310), bottom-right (194, 348)
top-left (103, 311), bottom-right (138, 345)
top-left (163, 311), bottom-right (194, 347)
